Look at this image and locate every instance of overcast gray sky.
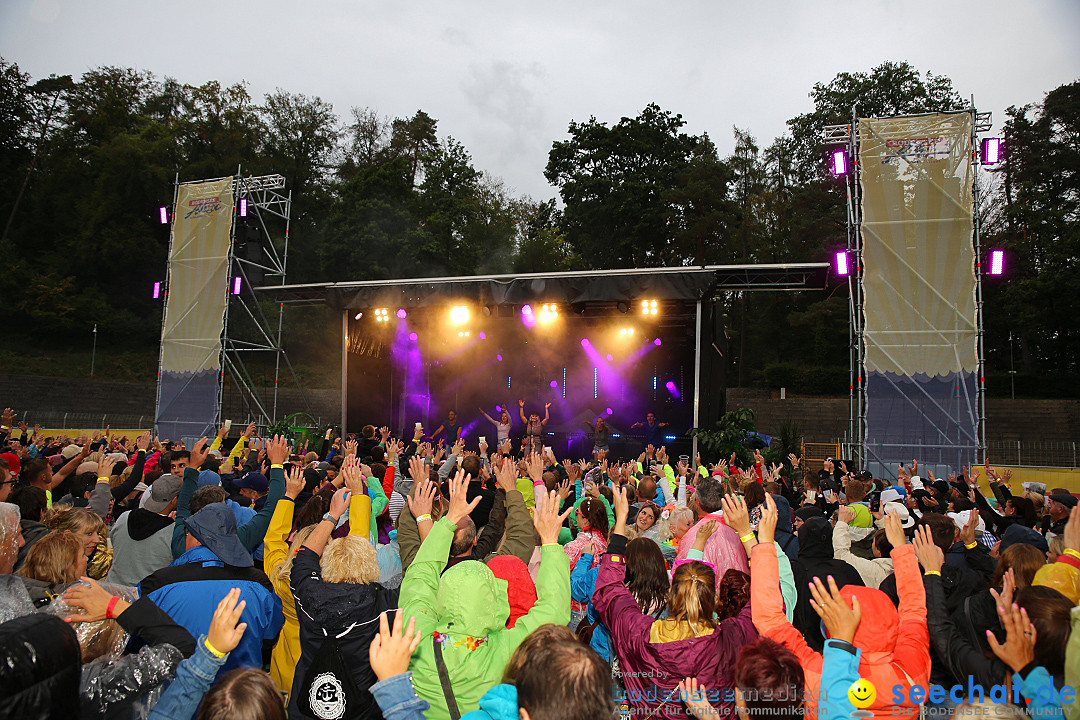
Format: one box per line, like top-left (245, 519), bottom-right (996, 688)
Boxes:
top-left (2, 0), bottom-right (1077, 200)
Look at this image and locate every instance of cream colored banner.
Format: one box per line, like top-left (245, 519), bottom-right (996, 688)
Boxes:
top-left (161, 177), bottom-right (234, 374)
top-left (859, 113), bottom-right (976, 376)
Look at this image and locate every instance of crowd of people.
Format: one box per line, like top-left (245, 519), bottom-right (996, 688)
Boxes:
top-left (1, 404), bottom-right (1079, 720)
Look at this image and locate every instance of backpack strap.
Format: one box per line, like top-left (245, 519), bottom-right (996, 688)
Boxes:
top-left (433, 637), bottom-right (462, 720)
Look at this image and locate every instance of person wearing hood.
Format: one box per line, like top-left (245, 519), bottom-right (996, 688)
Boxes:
top-left (139, 501), bottom-right (283, 677)
top-left (11, 484), bottom-right (48, 570)
top-left (594, 485), bottom-right (757, 719)
top-left (751, 509), bottom-right (930, 719)
top-left (832, 503), bottom-right (906, 589)
top-left (169, 437), bottom-right (285, 563)
top-left (675, 474), bottom-right (750, 589)
top-left (107, 473), bottom-right (182, 587)
top-left (770, 492), bottom-right (799, 561)
top-left (398, 472), bottom-right (571, 720)
top-left (788, 515), bottom-right (864, 651)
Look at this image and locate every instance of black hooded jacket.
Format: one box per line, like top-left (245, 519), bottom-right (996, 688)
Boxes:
top-left (788, 516), bottom-right (864, 652)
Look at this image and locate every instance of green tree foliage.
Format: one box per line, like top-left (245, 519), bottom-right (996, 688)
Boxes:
top-left (987, 81), bottom-right (1080, 375)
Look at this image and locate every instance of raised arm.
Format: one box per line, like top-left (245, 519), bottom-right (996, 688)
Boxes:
top-left (518, 400), bottom-right (528, 424)
top-left (237, 436), bottom-right (288, 552)
top-left (479, 408), bottom-right (496, 424)
top-left (542, 402), bottom-right (550, 425)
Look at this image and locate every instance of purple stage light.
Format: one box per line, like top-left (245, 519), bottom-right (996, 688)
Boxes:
top-left (666, 381), bottom-right (681, 399)
top-left (989, 249), bottom-right (1004, 276)
top-left (981, 137), bottom-right (1002, 165)
top-left (231, 276), bottom-right (242, 295)
top-left (409, 332), bottom-right (418, 341)
top-left (479, 331), bottom-right (486, 339)
top-left (653, 338), bottom-right (662, 346)
top-left (550, 380), bottom-right (558, 389)
top-left (830, 148), bottom-right (850, 177)
top-left (834, 250), bottom-right (851, 276)
top-left (239, 198), bottom-right (248, 217)
top-left (159, 206), bottom-right (168, 224)
top-left (606, 353), bottom-right (613, 361)
top-left (605, 407), bottom-right (613, 415)
top-left (396, 308), bottom-right (407, 319)
top-left (495, 405), bottom-right (502, 412)
top-left (522, 304), bottom-right (533, 315)
top-left (521, 305), bottom-right (536, 328)
top-left (496, 354), bottom-right (503, 362)
top-left (152, 281), bottom-right (161, 299)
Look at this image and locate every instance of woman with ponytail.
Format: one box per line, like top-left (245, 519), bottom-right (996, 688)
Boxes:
top-left (593, 485), bottom-right (757, 718)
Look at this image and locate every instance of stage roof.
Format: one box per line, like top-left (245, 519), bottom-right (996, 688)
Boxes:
top-left (254, 263), bottom-right (832, 309)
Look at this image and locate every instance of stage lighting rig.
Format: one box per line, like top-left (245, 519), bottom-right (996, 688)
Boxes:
top-left (830, 148), bottom-right (850, 177)
top-left (834, 250), bottom-right (851, 277)
top-left (640, 299), bottom-right (659, 316)
top-left (987, 249), bottom-right (1005, 276)
top-left (374, 308), bottom-right (390, 323)
top-left (450, 306), bottom-right (470, 325)
top-left (981, 138), bottom-right (1002, 166)
top-left (538, 303), bottom-right (559, 323)
top-left (618, 327), bottom-right (636, 336)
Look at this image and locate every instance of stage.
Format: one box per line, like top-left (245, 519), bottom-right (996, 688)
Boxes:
top-left (255, 263), bottom-right (830, 459)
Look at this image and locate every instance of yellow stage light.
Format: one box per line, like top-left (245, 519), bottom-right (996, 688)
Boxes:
top-left (450, 306), bottom-right (470, 325)
top-left (640, 299), bottom-right (659, 316)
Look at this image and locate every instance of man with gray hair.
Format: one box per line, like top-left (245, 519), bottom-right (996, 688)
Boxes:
top-left (0, 502), bottom-right (33, 622)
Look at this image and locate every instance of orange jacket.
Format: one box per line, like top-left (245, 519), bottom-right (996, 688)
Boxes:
top-left (750, 542), bottom-right (930, 718)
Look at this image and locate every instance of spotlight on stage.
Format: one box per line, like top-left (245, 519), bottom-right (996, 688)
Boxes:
top-left (618, 327), bottom-right (635, 336)
top-left (231, 276), bottom-right (242, 295)
top-left (396, 308), bottom-right (407, 319)
top-left (409, 332), bottom-right (418, 341)
top-left (450, 306), bottom-right (470, 325)
top-left (521, 304), bottom-right (536, 328)
top-left (457, 331), bottom-right (471, 338)
top-left (158, 206), bottom-right (169, 224)
top-left (834, 250), bottom-right (851, 277)
top-left (666, 381), bottom-right (681, 399)
top-left (478, 332), bottom-right (487, 339)
top-left (640, 299), bottom-right (659, 316)
top-left (239, 198), bottom-right (248, 217)
top-left (152, 281), bottom-right (162, 299)
top-left (653, 338), bottom-right (662, 346)
top-left (616, 302), bottom-right (629, 314)
top-left (981, 138), bottom-right (1003, 166)
top-left (538, 303), bottom-right (559, 323)
top-left (988, 249), bottom-right (1005, 276)
top-left (830, 148), bottom-right (850, 177)
top-left (354, 312), bottom-right (363, 320)
top-left (374, 308), bottom-right (390, 323)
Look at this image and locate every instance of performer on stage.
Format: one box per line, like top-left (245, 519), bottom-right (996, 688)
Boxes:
top-left (582, 416), bottom-right (611, 459)
top-left (431, 409), bottom-right (462, 444)
top-left (478, 406), bottom-right (512, 444)
top-left (518, 400), bottom-right (550, 456)
top-left (631, 411), bottom-right (668, 449)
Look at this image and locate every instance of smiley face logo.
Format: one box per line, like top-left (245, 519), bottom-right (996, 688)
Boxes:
top-left (847, 678), bottom-right (876, 709)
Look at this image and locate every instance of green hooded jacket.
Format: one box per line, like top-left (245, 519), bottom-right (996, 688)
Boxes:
top-left (399, 516), bottom-right (570, 720)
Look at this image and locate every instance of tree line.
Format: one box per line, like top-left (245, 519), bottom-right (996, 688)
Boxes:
top-left (0, 58), bottom-right (1075, 394)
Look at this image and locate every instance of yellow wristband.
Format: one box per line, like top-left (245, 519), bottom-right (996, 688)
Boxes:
top-left (416, 514), bottom-right (432, 523)
top-left (271, 464), bottom-right (284, 469)
top-left (204, 638), bottom-right (227, 658)
top-left (924, 570), bottom-right (941, 576)
top-left (965, 541), bottom-right (978, 550)
top-left (542, 542), bottom-right (560, 547)
top-left (740, 533), bottom-right (756, 543)
top-left (97, 476), bottom-right (111, 483)
top-left (1064, 549), bottom-right (1080, 560)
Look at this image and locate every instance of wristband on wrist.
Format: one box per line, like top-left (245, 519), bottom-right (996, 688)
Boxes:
top-left (204, 638), bottom-right (227, 658)
top-left (97, 476), bottom-right (111, 483)
top-left (105, 596), bottom-right (120, 619)
top-left (740, 533), bottom-right (756, 543)
top-left (271, 463), bottom-right (284, 469)
top-left (924, 570), bottom-right (942, 576)
top-left (1064, 548), bottom-right (1080, 560)
top-left (416, 514), bottom-right (432, 523)
top-left (965, 541), bottom-right (978, 550)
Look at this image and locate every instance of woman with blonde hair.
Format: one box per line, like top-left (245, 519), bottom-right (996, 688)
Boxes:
top-left (594, 486), bottom-right (756, 719)
top-left (16, 531), bottom-right (86, 605)
top-left (47, 505), bottom-right (110, 579)
top-left (288, 465), bottom-right (397, 718)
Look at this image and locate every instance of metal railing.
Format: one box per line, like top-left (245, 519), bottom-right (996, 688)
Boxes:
top-left (986, 440), bottom-right (1080, 469)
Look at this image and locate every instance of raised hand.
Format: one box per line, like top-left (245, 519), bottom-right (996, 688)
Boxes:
top-left (808, 575), bottom-right (861, 643)
top-left (329, 486), bottom-right (350, 520)
top-left (369, 611), bottom-right (423, 682)
top-left (990, 567), bottom-right (1016, 609)
top-left (758, 492), bottom-right (778, 545)
top-left (986, 602), bottom-right (1037, 673)
top-left (207, 588), bottom-right (248, 655)
top-left (493, 458), bottom-right (517, 494)
top-left (266, 435), bottom-right (290, 466)
top-left (958, 509), bottom-right (980, 547)
top-left (883, 509), bottom-right (908, 549)
top-left (533, 489), bottom-right (572, 545)
top-left (407, 479), bottom-right (437, 519)
top-left (344, 439), bottom-right (358, 458)
top-left (836, 505), bottom-right (855, 525)
top-left (612, 483), bottom-right (630, 531)
top-left (136, 431), bottom-right (151, 452)
top-left (97, 454), bottom-right (117, 479)
top-left (341, 458), bottom-right (367, 495)
top-left (677, 677), bottom-right (714, 720)
top-left (285, 466), bottom-right (305, 499)
top-left (445, 469), bottom-right (481, 525)
top-left (188, 437), bottom-right (211, 469)
top-left (912, 525), bottom-right (944, 572)
top-left (720, 494), bottom-right (751, 536)
top-left (526, 452), bottom-right (544, 484)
